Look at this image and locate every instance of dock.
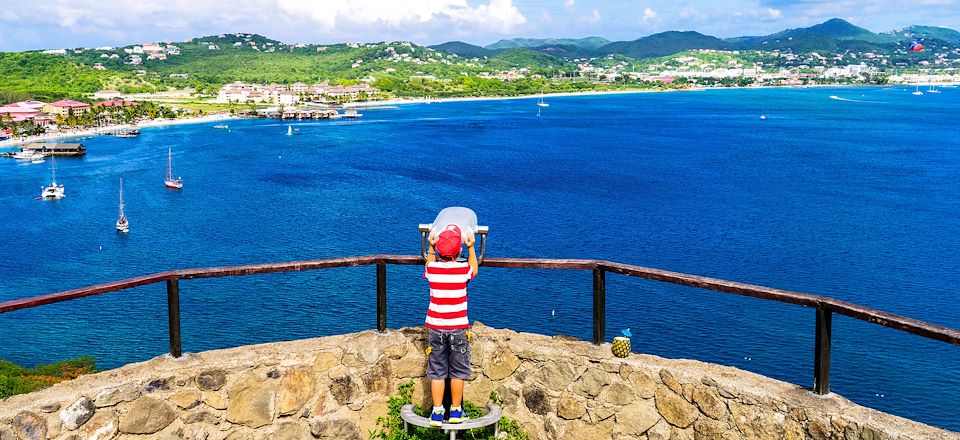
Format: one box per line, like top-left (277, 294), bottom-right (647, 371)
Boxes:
top-left (20, 143), bottom-right (87, 157)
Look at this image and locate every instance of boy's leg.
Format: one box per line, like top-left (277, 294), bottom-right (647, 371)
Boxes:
top-left (450, 379), bottom-right (464, 407)
top-left (431, 379), bottom-right (445, 407)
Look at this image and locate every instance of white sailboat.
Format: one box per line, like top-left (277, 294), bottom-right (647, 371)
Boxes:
top-left (164, 148), bottom-right (183, 189)
top-left (537, 95), bottom-right (549, 107)
top-left (116, 178), bottom-right (129, 233)
top-left (927, 84), bottom-right (941, 94)
top-left (287, 125), bottom-right (293, 136)
top-left (41, 157), bottom-right (65, 199)
top-left (912, 85), bottom-right (923, 96)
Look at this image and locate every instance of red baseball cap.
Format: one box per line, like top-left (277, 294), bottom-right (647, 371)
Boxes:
top-left (435, 224), bottom-right (462, 257)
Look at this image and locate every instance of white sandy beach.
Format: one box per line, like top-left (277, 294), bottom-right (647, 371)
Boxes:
top-left (0, 113), bottom-right (238, 149)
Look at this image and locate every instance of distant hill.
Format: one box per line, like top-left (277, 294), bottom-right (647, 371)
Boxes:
top-left (732, 18), bottom-right (895, 51)
top-left (490, 48), bottom-right (566, 68)
top-left (885, 25), bottom-right (960, 45)
top-left (599, 31), bottom-right (731, 58)
top-left (530, 44), bottom-right (597, 60)
top-left (428, 41), bottom-right (498, 58)
top-left (486, 37), bottom-right (609, 50)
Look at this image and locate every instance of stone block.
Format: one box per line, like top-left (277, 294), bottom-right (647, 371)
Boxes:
top-left (226, 372), bottom-right (277, 428)
top-left (655, 386), bottom-right (698, 428)
top-left (59, 397), bottom-right (95, 430)
top-left (119, 397), bottom-right (176, 434)
top-left (277, 367), bottom-right (316, 416)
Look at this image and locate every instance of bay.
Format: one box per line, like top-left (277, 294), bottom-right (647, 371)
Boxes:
top-left (1, 86), bottom-right (958, 430)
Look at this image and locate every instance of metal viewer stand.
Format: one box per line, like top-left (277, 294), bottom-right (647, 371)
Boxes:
top-left (419, 224), bottom-right (489, 263)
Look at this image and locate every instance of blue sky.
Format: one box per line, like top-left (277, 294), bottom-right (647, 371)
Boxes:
top-left (0, 0), bottom-right (957, 51)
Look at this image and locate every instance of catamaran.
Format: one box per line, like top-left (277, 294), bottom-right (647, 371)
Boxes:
top-left (41, 157), bottom-right (65, 199)
top-left (912, 85), bottom-right (923, 96)
top-left (537, 95), bottom-right (549, 107)
top-left (164, 148), bottom-right (183, 189)
top-left (927, 84), bottom-right (941, 94)
top-left (116, 178), bottom-right (129, 233)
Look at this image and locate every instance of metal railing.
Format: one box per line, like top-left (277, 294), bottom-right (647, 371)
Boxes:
top-left (1, 254), bottom-right (958, 396)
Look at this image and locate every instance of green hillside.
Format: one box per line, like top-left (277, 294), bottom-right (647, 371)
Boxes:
top-left (0, 52), bottom-right (155, 100)
top-left (886, 25), bottom-right (960, 44)
top-left (486, 37), bottom-right (609, 50)
top-left (599, 31), bottom-right (731, 58)
top-left (428, 41), bottom-right (498, 58)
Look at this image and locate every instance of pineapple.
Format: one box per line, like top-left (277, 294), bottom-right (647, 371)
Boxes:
top-left (612, 337), bottom-right (631, 358)
top-left (611, 328), bottom-right (632, 358)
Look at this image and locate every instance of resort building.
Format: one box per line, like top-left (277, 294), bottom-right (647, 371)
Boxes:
top-left (0, 105), bottom-right (41, 122)
top-left (94, 98), bottom-right (140, 108)
top-left (42, 100), bottom-right (92, 117)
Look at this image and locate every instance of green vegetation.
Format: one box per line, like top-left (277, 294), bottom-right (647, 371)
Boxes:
top-left (370, 381), bottom-right (527, 440)
top-left (0, 357), bottom-right (97, 398)
top-left (0, 52), bottom-right (156, 101)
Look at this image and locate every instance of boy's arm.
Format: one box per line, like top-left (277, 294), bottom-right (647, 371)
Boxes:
top-left (425, 234), bottom-right (437, 268)
top-left (465, 235), bottom-right (478, 278)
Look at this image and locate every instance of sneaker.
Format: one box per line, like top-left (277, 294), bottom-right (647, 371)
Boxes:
top-left (448, 407), bottom-right (467, 424)
top-left (430, 408), bottom-right (444, 427)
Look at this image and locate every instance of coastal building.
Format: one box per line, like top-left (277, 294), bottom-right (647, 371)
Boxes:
top-left (42, 100), bottom-right (91, 117)
top-left (278, 91), bottom-right (298, 106)
top-left (0, 105), bottom-right (41, 122)
top-left (94, 98), bottom-right (139, 108)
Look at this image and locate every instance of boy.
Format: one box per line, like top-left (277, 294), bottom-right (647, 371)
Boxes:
top-left (424, 224), bottom-right (479, 426)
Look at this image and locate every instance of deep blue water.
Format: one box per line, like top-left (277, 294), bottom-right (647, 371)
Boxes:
top-left (1, 87), bottom-right (958, 430)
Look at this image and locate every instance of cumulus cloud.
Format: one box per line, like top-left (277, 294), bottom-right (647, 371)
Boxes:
top-left (276, 0), bottom-right (526, 33)
top-left (584, 8), bottom-right (602, 25)
top-left (642, 8), bottom-right (657, 22)
top-left (2, 0), bottom-right (527, 50)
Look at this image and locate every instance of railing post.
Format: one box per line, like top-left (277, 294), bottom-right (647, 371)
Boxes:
top-left (166, 277), bottom-right (182, 358)
top-left (814, 306), bottom-right (832, 394)
top-left (593, 268), bottom-right (605, 345)
top-left (377, 262), bottom-right (386, 333)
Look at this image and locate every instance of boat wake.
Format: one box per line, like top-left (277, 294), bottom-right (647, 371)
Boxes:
top-left (829, 95), bottom-right (878, 103)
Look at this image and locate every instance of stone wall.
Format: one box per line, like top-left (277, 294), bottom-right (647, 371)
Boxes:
top-left (0, 323), bottom-right (956, 440)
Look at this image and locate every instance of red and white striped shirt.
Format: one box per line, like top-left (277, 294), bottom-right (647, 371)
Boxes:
top-left (424, 260), bottom-right (474, 330)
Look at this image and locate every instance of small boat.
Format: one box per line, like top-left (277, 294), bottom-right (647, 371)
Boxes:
top-left (116, 177), bottom-right (129, 233)
top-left (927, 85), bottom-right (941, 94)
top-left (760, 114), bottom-right (767, 120)
top-left (164, 148), bottom-right (183, 189)
top-left (537, 95), bottom-right (549, 107)
top-left (41, 157), bottom-right (65, 199)
top-left (912, 85), bottom-right (923, 96)
top-left (13, 150), bottom-right (44, 161)
top-left (115, 128), bottom-right (141, 138)
top-left (287, 125), bottom-right (293, 136)
top-left (213, 124), bottom-right (229, 129)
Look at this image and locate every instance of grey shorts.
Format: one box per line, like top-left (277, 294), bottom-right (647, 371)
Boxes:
top-left (426, 328), bottom-right (472, 380)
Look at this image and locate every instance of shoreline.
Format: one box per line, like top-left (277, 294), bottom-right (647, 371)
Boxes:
top-left (0, 113), bottom-right (238, 149)
top-left (342, 83), bottom-right (907, 108)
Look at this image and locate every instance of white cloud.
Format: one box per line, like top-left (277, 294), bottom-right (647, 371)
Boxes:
top-left (584, 8), bottom-right (601, 25)
top-left (275, 0), bottom-right (526, 33)
top-left (564, 0), bottom-right (575, 8)
top-left (9, 0), bottom-right (527, 46)
top-left (642, 8), bottom-right (657, 22)
top-left (678, 4), bottom-right (706, 21)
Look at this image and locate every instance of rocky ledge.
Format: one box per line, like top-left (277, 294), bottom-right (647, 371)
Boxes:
top-left (0, 323), bottom-right (956, 440)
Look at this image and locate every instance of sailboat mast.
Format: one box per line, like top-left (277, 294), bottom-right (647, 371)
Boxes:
top-left (166, 148), bottom-right (172, 180)
top-left (119, 178), bottom-right (125, 217)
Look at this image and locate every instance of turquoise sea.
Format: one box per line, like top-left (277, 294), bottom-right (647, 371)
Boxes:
top-left (0, 87), bottom-right (958, 430)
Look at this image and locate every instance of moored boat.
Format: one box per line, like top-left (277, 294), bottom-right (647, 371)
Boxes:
top-left (116, 177), bottom-right (129, 233)
top-left (115, 128), bottom-right (141, 138)
top-left (41, 157), bottom-right (65, 199)
top-left (164, 148), bottom-right (183, 189)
